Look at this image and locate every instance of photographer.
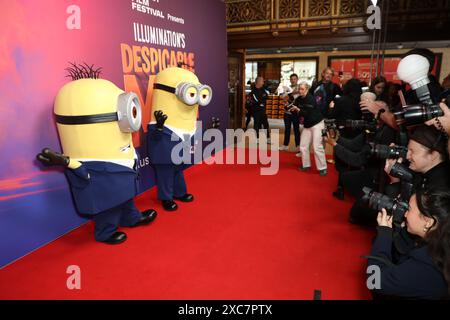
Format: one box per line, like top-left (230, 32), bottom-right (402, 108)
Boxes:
top-left (328, 78), bottom-right (363, 139)
top-left (289, 82), bottom-right (327, 176)
top-left (360, 100), bottom-right (399, 131)
top-left (367, 189), bottom-right (450, 300)
top-left (385, 125), bottom-right (450, 197)
top-left (325, 103), bottom-right (397, 204)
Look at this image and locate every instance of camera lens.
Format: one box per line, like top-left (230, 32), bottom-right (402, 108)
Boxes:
top-left (397, 104), bottom-right (444, 126)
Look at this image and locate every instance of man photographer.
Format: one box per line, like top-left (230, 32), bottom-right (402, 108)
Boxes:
top-left (384, 125), bottom-right (450, 197)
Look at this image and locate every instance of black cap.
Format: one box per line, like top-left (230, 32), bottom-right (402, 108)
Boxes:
top-left (409, 125), bottom-right (448, 155)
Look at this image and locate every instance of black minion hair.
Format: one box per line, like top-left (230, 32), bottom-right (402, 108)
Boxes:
top-left (65, 62), bottom-right (102, 80)
top-left (177, 61), bottom-right (193, 69)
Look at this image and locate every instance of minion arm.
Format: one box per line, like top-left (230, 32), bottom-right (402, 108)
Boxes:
top-left (36, 148), bottom-right (81, 169)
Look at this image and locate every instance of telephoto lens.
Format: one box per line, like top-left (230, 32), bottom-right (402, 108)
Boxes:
top-left (361, 187), bottom-right (409, 225)
top-left (389, 162), bottom-right (414, 182)
top-left (344, 120), bottom-right (376, 131)
top-left (370, 143), bottom-right (408, 159)
top-left (394, 104), bottom-right (444, 127)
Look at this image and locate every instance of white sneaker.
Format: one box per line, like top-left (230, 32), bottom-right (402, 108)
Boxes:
top-left (279, 145), bottom-right (288, 151)
top-left (295, 152), bottom-right (302, 158)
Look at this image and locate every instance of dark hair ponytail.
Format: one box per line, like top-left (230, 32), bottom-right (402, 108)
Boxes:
top-left (416, 189), bottom-right (450, 295)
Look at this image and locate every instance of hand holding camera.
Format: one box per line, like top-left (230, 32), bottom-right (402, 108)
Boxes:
top-left (425, 100), bottom-right (450, 135)
top-left (360, 100), bottom-right (387, 115)
top-left (377, 208), bottom-right (393, 228)
top-left (384, 158), bottom-right (401, 184)
top-left (324, 131), bottom-right (337, 146)
top-left (362, 187), bottom-right (409, 226)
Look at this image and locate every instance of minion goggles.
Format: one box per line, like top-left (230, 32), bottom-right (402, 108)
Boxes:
top-left (154, 82), bottom-right (212, 106)
top-left (54, 92), bottom-right (142, 133)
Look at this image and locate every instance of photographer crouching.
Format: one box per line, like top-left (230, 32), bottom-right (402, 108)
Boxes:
top-left (366, 189), bottom-right (450, 300)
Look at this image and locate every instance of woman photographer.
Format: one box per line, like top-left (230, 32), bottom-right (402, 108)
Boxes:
top-left (289, 81), bottom-right (327, 176)
top-left (367, 189), bottom-right (450, 299)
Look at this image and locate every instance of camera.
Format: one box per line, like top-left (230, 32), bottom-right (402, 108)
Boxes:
top-left (394, 91), bottom-right (450, 127)
top-left (389, 162), bottom-right (414, 182)
top-left (323, 119), bottom-right (338, 138)
top-left (323, 119), bottom-right (376, 138)
top-left (387, 162), bottom-right (415, 202)
top-left (370, 143), bottom-right (408, 160)
top-left (344, 119), bottom-right (377, 132)
top-left (362, 187), bottom-right (409, 224)
top-left (394, 104), bottom-right (443, 127)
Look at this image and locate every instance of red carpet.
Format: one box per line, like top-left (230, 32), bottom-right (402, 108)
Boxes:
top-left (0, 148), bottom-right (374, 300)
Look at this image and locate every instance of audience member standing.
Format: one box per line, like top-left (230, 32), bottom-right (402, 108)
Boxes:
top-left (280, 73), bottom-right (301, 151)
top-left (311, 67), bottom-right (343, 117)
top-left (250, 76), bottom-right (271, 144)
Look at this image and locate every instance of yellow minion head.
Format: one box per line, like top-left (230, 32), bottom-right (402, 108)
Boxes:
top-left (54, 65), bottom-right (142, 161)
top-left (151, 67), bottom-right (212, 132)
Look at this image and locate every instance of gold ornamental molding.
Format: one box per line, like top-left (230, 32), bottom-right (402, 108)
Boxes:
top-left (226, 0), bottom-right (450, 34)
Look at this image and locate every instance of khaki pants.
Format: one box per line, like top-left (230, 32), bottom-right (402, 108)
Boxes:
top-left (299, 120), bottom-right (327, 171)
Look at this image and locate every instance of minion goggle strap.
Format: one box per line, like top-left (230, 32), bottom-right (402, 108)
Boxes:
top-left (54, 92), bottom-right (142, 133)
top-left (154, 82), bottom-right (213, 106)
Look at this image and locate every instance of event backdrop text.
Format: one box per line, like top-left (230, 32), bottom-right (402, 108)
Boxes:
top-left (0, 0), bottom-right (228, 268)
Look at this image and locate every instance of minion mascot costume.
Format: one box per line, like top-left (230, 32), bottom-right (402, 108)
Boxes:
top-left (147, 67), bottom-right (217, 211)
top-left (37, 64), bottom-right (157, 245)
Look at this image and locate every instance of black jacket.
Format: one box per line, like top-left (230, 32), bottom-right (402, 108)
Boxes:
top-left (367, 226), bottom-right (448, 300)
top-left (293, 93), bottom-right (323, 128)
top-left (328, 95), bottom-right (363, 139)
top-left (415, 161), bottom-right (450, 190)
top-left (249, 87), bottom-right (269, 112)
top-left (385, 161), bottom-right (450, 198)
top-left (333, 123), bottom-right (397, 169)
top-left (311, 80), bottom-right (342, 115)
